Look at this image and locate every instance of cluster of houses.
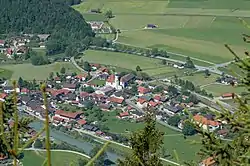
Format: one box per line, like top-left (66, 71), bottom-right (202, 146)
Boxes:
top-left (216, 75), bottom-right (238, 85)
top-left (0, 34), bottom-right (50, 59)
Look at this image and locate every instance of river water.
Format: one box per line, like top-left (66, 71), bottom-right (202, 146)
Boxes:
top-left (29, 121), bottom-right (121, 164)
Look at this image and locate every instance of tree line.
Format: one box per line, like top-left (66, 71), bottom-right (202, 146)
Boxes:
top-left (0, 0), bottom-right (94, 56)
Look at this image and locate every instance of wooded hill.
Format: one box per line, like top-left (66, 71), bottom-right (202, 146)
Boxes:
top-left (0, 0), bottom-right (94, 55)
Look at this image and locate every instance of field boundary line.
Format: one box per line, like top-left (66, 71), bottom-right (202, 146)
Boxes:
top-left (209, 16), bottom-right (217, 28)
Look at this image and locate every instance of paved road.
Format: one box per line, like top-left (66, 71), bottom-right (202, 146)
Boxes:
top-left (24, 148), bottom-right (91, 159)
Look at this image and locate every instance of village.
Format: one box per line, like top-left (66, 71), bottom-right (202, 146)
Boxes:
top-left (0, 61), bottom-right (230, 145)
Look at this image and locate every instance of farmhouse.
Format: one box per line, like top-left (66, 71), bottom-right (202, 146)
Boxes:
top-left (95, 85), bottom-right (115, 96)
top-left (63, 83), bottom-right (77, 91)
top-left (193, 114), bottom-right (221, 132)
top-left (54, 110), bottom-right (83, 121)
top-left (120, 73), bottom-right (135, 88)
top-left (37, 34), bottom-right (50, 41)
top-left (145, 24), bottom-right (158, 29)
top-left (87, 21), bottom-right (104, 30)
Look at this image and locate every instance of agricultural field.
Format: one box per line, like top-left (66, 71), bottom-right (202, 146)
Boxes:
top-left (180, 72), bottom-right (219, 86)
top-left (82, 50), bottom-right (182, 77)
top-left (22, 150), bottom-right (89, 166)
top-left (75, 0), bottom-right (250, 64)
top-left (219, 63), bottom-right (244, 77)
top-left (0, 62), bottom-right (80, 80)
top-left (103, 111), bottom-right (201, 162)
top-left (203, 84), bottom-right (246, 97)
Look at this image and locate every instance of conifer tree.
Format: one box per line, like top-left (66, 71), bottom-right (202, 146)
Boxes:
top-left (118, 107), bottom-right (164, 166)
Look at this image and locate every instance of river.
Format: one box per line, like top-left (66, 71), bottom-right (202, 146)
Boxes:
top-left (29, 121), bottom-right (121, 164)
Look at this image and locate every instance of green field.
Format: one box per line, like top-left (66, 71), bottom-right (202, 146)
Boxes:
top-left (75, 0), bottom-right (250, 64)
top-left (219, 63), bottom-right (245, 77)
top-left (103, 111), bottom-right (201, 162)
top-left (203, 84), bottom-right (246, 97)
top-left (1, 62), bottom-right (80, 80)
top-left (180, 72), bottom-right (219, 86)
top-left (82, 50), bottom-right (182, 77)
top-left (89, 78), bottom-right (106, 86)
top-left (22, 150), bottom-right (89, 166)
top-left (0, 68), bottom-right (13, 79)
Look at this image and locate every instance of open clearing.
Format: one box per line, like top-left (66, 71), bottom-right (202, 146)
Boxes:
top-left (82, 50), bottom-right (181, 77)
top-left (1, 62), bottom-right (80, 80)
top-left (75, 0), bottom-right (250, 64)
top-left (22, 151), bottom-right (89, 166)
top-left (103, 111), bottom-right (201, 162)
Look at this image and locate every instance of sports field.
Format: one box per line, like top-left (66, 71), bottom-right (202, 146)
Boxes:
top-left (82, 50), bottom-right (182, 77)
top-left (1, 62), bottom-right (80, 80)
top-left (22, 150), bottom-right (89, 166)
top-left (74, 0), bottom-right (250, 64)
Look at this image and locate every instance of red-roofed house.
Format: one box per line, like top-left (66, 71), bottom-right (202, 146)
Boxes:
top-left (53, 116), bottom-right (64, 125)
top-left (80, 92), bottom-right (89, 98)
top-left (0, 93), bottom-right (7, 101)
top-left (76, 73), bottom-right (88, 82)
top-left (0, 40), bottom-right (5, 47)
top-left (154, 95), bottom-right (161, 102)
top-left (77, 119), bottom-right (87, 126)
top-left (108, 97), bottom-right (124, 105)
top-left (6, 48), bottom-right (13, 57)
top-left (106, 75), bottom-right (115, 85)
top-left (91, 63), bottom-right (101, 68)
top-left (221, 93), bottom-right (233, 98)
top-left (193, 114), bottom-right (221, 132)
top-left (99, 67), bottom-right (109, 73)
top-left (149, 101), bottom-right (158, 107)
top-left (137, 98), bottom-right (147, 108)
top-left (21, 88), bottom-right (30, 94)
top-left (138, 86), bottom-right (151, 96)
top-left (119, 112), bottom-right (129, 119)
top-left (54, 110), bottom-right (83, 121)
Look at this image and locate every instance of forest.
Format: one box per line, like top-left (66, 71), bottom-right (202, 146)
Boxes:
top-left (0, 0), bottom-right (94, 55)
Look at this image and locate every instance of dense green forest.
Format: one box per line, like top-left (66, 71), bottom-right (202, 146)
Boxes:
top-left (0, 0), bottom-right (94, 55)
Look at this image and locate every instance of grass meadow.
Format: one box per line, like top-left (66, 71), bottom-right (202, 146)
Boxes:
top-left (1, 62), bottom-right (80, 80)
top-left (82, 50), bottom-right (181, 77)
top-left (22, 151), bottom-right (89, 166)
top-left (74, 0), bottom-right (250, 64)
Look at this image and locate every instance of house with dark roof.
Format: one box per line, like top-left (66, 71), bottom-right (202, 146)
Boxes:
top-left (120, 73), bottom-right (135, 88)
top-left (163, 104), bottom-right (184, 116)
top-left (95, 85), bottom-right (115, 96)
top-left (63, 83), bottom-right (77, 91)
top-left (20, 95), bottom-right (31, 105)
top-left (99, 103), bottom-right (112, 111)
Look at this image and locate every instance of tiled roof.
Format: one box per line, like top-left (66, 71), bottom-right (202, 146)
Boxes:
top-left (78, 119), bottom-right (87, 125)
top-left (21, 88), bottom-right (30, 93)
top-left (55, 110), bottom-right (82, 119)
top-left (193, 114), bottom-right (220, 127)
top-left (137, 98), bottom-right (147, 104)
top-left (109, 97), bottom-right (124, 104)
top-left (138, 86), bottom-right (150, 94)
top-left (63, 83), bottom-right (76, 89)
top-left (149, 101), bottom-right (158, 107)
top-left (120, 111), bottom-right (129, 117)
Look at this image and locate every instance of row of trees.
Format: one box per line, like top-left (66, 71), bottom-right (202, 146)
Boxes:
top-left (174, 77), bottom-right (213, 98)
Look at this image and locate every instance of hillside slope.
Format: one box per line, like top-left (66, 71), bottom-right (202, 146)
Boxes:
top-left (0, 0), bottom-right (94, 54)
